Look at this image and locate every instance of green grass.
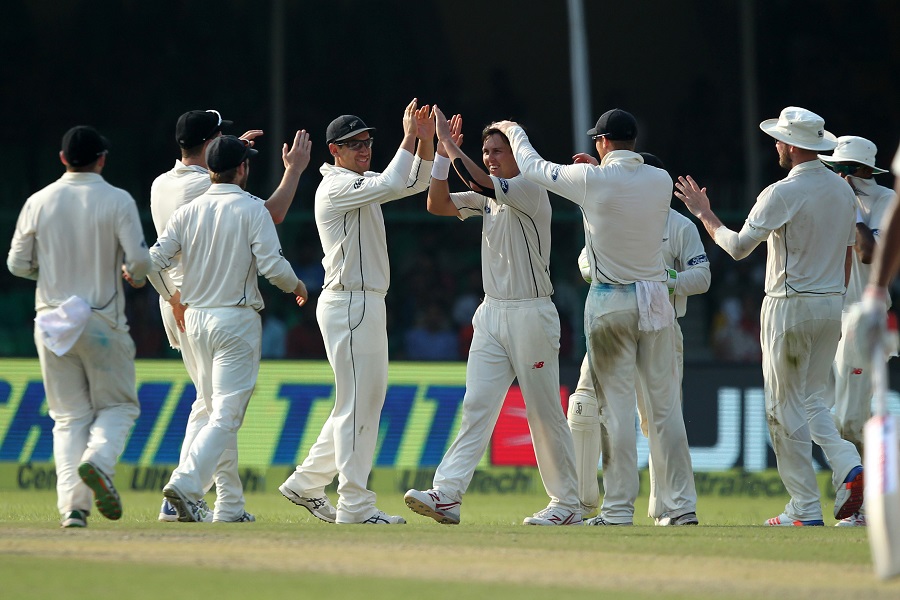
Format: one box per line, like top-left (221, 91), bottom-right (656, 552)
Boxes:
top-left (1, 490), bottom-right (899, 600)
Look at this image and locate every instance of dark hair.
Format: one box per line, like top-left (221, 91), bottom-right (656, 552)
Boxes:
top-left (181, 144), bottom-right (205, 160)
top-left (607, 138), bottom-right (636, 151)
top-left (481, 126), bottom-right (510, 146)
top-left (210, 162), bottom-right (243, 184)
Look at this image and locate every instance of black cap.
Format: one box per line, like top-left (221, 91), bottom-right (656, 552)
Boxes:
top-left (638, 152), bottom-right (666, 170)
top-left (61, 126), bottom-right (110, 167)
top-left (586, 108), bottom-right (637, 141)
top-left (205, 135), bottom-right (258, 173)
top-left (176, 109), bottom-right (233, 149)
top-left (326, 115), bottom-right (375, 144)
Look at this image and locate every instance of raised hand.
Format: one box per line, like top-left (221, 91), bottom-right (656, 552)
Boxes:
top-left (434, 106), bottom-right (463, 158)
top-left (673, 175), bottom-right (711, 217)
top-left (403, 98), bottom-right (419, 138)
top-left (416, 104), bottom-right (435, 141)
top-left (283, 129), bottom-right (312, 173)
top-left (491, 120), bottom-right (518, 135)
top-left (239, 130), bottom-right (264, 146)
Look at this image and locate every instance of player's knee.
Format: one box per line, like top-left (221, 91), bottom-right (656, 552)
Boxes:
top-left (568, 391), bottom-right (600, 426)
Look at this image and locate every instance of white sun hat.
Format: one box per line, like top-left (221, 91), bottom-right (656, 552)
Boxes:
top-left (759, 106), bottom-right (837, 151)
top-left (817, 135), bottom-right (889, 174)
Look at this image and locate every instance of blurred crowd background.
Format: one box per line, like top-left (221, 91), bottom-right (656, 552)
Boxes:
top-left (2, 0), bottom-right (899, 366)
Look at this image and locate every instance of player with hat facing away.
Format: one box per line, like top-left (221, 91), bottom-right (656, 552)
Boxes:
top-left (493, 109), bottom-right (698, 526)
top-left (818, 136), bottom-right (896, 527)
top-left (146, 135), bottom-right (310, 522)
top-left (279, 99), bottom-right (434, 525)
top-left (8, 125), bottom-right (152, 528)
top-left (140, 109), bottom-right (311, 522)
top-left (676, 107), bottom-right (865, 526)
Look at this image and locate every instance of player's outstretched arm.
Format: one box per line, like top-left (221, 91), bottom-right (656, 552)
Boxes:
top-left (415, 103), bottom-right (435, 161)
top-left (427, 109), bottom-right (463, 217)
top-left (264, 129), bottom-right (312, 224)
top-left (434, 105), bottom-right (494, 196)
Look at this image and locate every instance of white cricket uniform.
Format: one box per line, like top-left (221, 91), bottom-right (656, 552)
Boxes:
top-left (506, 125), bottom-right (697, 524)
top-left (571, 209), bottom-right (710, 517)
top-left (826, 176), bottom-right (895, 450)
top-left (281, 149), bottom-right (431, 523)
top-left (429, 174), bottom-right (579, 510)
top-left (148, 183), bottom-right (299, 507)
top-left (149, 161), bottom-right (245, 520)
top-left (718, 160), bottom-right (860, 521)
top-left (7, 172), bottom-right (151, 517)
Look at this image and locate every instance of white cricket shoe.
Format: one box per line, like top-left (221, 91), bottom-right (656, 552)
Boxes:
top-left (835, 512), bottom-right (866, 527)
top-left (279, 484), bottom-right (337, 523)
top-left (764, 513), bottom-right (824, 526)
top-left (162, 484), bottom-right (212, 523)
top-left (214, 510), bottom-right (256, 523)
top-left (359, 509), bottom-right (406, 525)
top-left (404, 489), bottom-right (461, 525)
top-left (523, 505), bottom-right (583, 526)
top-left (655, 512), bottom-right (699, 526)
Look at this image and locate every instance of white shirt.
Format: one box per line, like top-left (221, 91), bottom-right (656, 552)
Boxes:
top-left (148, 183), bottom-right (298, 311)
top-left (845, 176), bottom-right (896, 306)
top-left (316, 149), bottom-right (432, 293)
top-left (150, 160), bottom-right (211, 287)
top-left (505, 126), bottom-right (671, 285)
top-left (7, 172), bottom-right (151, 329)
top-left (743, 160), bottom-right (856, 297)
top-left (664, 209), bottom-right (711, 317)
top-left (451, 174), bottom-right (553, 300)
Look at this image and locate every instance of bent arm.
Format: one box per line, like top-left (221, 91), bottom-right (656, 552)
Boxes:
top-left (7, 203), bottom-right (38, 280)
top-left (713, 222), bottom-right (765, 261)
top-left (505, 126), bottom-right (588, 204)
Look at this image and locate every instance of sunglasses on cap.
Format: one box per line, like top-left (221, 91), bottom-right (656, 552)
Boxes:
top-left (335, 138), bottom-right (374, 151)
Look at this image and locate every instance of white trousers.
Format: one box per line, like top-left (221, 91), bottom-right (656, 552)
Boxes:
top-left (585, 283), bottom-right (696, 523)
top-left (824, 312), bottom-right (874, 452)
top-left (572, 320), bottom-right (688, 519)
top-left (282, 290), bottom-right (387, 523)
top-left (35, 313), bottom-right (140, 516)
top-left (761, 295), bottom-right (862, 520)
top-left (160, 299), bottom-right (244, 520)
top-left (433, 297), bottom-right (579, 510)
top-left (166, 307), bottom-right (259, 517)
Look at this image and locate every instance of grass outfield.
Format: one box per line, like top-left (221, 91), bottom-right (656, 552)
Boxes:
top-left (1, 489), bottom-right (898, 600)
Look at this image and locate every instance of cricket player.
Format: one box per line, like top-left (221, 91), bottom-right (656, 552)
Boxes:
top-left (404, 107), bottom-right (581, 526)
top-left (279, 99), bottom-right (434, 525)
top-left (494, 109), bottom-right (698, 527)
top-left (7, 125), bottom-right (152, 528)
top-left (568, 153), bottom-right (710, 525)
top-left (147, 135), bottom-right (309, 522)
top-left (676, 106), bottom-right (864, 526)
top-left (147, 109), bottom-right (311, 523)
top-left (818, 137), bottom-right (896, 527)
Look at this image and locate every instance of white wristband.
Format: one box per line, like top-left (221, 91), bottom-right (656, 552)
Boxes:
top-left (431, 154), bottom-right (451, 180)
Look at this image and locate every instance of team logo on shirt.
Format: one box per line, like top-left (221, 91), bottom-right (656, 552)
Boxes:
top-left (499, 178), bottom-right (509, 193)
top-left (484, 205), bottom-right (491, 214)
top-left (551, 166), bottom-right (561, 181)
top-left (687, 254), bottom-right (709, 266)
top-left (353, 178), bottom-right (364, 189)
top-left (872, 229), bottom-right (880, 236)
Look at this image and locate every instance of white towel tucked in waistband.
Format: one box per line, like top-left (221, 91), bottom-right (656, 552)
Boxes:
top-left (35, 296), bottom-right (92, 357)
top-left (635, 281), bottom-right (675, 332)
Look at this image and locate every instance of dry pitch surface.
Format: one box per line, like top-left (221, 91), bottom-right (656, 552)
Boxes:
top-left (2, 490), bottom-right (899, 600)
